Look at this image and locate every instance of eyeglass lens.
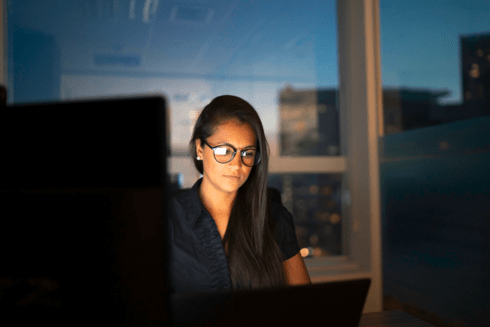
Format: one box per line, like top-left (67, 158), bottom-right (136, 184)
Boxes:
top-left (213, 145), bottom-right (258, 166)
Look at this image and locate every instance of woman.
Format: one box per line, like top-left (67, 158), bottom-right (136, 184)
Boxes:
top-left (169, 95), bottom-right (310, 293)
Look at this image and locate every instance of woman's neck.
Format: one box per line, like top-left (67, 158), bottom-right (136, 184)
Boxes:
top-left (199, 178), bottom-right (236, 219)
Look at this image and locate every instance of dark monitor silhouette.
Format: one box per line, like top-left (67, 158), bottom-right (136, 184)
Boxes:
top-left (0, 95), bottom-right (370, 327)
top-left (0, 96), bottom-right (169, 326)
top-left (171, 278), bottom-right (370, 327)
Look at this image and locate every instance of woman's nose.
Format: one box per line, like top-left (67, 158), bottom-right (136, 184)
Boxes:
top-left (230, 152), bottom-right (243, 168)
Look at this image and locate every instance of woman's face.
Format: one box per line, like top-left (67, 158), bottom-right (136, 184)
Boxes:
top-left (196, 119), bottom-right (256, 195)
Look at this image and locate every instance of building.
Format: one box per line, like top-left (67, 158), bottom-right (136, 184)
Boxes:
top-left (279, 86), bottom-right (339, 156)
top-left (279, 86), bottom-right (449, 148)
top-left (383, 88), bottom-right (449, 133)
top-left (461, 32), bottom-right (490, 118)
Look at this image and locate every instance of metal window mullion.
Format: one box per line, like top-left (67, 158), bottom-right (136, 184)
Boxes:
top-left (337, 0), bottom-right (382, 313)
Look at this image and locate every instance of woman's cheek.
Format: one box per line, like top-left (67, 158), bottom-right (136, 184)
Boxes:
top-left (242, 169), bottom-right (252, 184)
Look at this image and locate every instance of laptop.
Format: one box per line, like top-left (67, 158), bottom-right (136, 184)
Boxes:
top-left (0, 96), bottom-right (170, 326)
top-left (171, 278), bottom-right (371, 327)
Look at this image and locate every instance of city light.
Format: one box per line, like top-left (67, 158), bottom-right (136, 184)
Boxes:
top-left (330, 213), bottom-right (340, 224)
top-left (470, 64), bottom-right (480, 79)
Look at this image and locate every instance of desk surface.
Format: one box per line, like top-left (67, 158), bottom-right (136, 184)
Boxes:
top-left (359, 310), bottom-right (435, 327)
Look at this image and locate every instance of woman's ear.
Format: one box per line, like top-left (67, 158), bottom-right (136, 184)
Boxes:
top-left (195, 139), bottom-right (204, 158)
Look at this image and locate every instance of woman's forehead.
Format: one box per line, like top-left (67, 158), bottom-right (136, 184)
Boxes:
top-left (209, 119), bottom-right (256, 147)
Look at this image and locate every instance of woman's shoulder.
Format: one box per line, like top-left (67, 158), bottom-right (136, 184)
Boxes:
top-left (269, 199), bottom-right (300, 260)
top-left (171, 188), bottom-right (189, 201)
top-left (168, 188), bottom-right (198, 232)
top-left (269, 201), bottom-right (294, 224)
top-left (169, 183), bottom-right (204, 217)
top-left (267, 187), bottom-right (293, 221)
top-left (170, 179), bottom-right (203, 206)
top-left (170, 188), bottom-right (196, 213)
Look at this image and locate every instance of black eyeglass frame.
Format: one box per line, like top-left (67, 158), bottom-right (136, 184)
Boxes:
top-left (202, 139), bottom-right (261, 167)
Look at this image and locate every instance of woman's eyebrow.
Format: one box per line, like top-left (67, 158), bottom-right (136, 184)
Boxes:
top-left (219, 142), bottom-right (256, 149)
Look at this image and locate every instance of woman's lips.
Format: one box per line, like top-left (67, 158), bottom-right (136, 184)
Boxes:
top-left (224, 175), bottom-right (240, 180)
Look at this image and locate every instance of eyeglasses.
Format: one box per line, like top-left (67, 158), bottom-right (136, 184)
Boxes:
top-left (202, 140), bottom-right (261, 167)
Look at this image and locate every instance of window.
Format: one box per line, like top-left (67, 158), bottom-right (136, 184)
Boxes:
top-left (8, 0), bottom-right (344, 257)
top-left (379, 1), bottom-right (490, 324)
top-left (379, 1), bottom-right (490, 134)
top-left (3, 0), bottom-right (383, 312)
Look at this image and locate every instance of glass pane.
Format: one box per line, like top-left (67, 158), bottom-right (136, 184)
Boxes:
top-left (380, 1), bottom-right (490, 134)
top-left (7, 1), bottom-right (344, 264)
top-left (7, 0), bottom-right (339, 157)
top-left (268, 173), bottom-right (342, 257)
top-left (379, 2), bottom-right (490, 326)
top-left (279, 88), bottom-right (340, 156)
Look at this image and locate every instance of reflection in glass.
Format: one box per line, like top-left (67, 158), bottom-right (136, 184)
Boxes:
top-left (279, 87), bottom-right (340, 156)
top-left (379, 1), bottom-right (490, 134)
top-left (268, 173), bottom-right (342, 257)
top-left (380, 2), bottom-right (490, 326)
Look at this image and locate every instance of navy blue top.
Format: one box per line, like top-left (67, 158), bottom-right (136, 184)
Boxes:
top-left (168, 178), bottom-right (300, 293)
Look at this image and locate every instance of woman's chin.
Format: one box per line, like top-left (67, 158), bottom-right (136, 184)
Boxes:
top-left (220, 177), bottom-right (243, 193)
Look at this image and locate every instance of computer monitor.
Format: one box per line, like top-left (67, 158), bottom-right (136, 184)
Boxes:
top-left (0, 96), bottom-right (370, 326)
top-left (0, 96), bottom-right (170, 326)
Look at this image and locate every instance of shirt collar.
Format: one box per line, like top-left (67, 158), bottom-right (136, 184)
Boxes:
top-left (186, 177), bottom-right (208, 228)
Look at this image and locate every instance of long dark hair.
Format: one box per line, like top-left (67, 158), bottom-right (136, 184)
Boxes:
top-left (189, 95), bottom-right (286, 290)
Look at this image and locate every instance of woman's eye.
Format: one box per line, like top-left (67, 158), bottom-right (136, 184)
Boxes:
top-left (244, 151), bottom-right (255, 157)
